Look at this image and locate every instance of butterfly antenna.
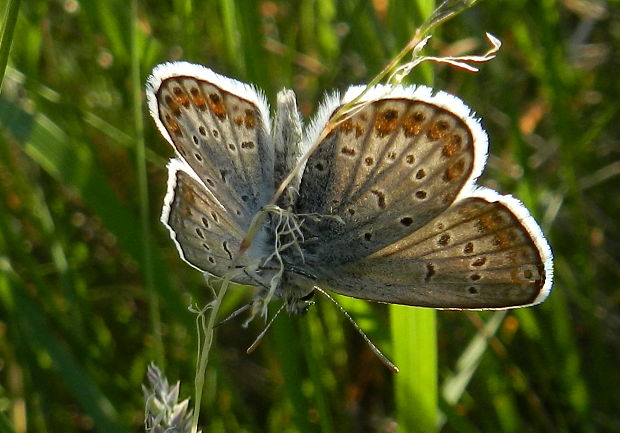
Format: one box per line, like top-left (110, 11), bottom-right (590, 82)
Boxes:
top-left (214, 303), bottom-right (251, 329)
top-left (246, 303), bottom-right (285, 354)
top-left (314, 286), bottom-right (400, 374)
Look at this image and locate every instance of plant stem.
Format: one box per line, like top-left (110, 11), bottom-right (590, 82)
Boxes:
top-left (191, 279), bottom-right (230, 433)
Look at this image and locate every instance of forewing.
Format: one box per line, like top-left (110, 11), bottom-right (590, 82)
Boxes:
top-left (147, 62), bottom-right (274, 223)
top-left (296, 85), bottom-right (487, 265)
top-left (312, 189), bottom-right (553, 309)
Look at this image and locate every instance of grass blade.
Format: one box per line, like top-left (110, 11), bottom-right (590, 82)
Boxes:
top-left (0, 0), bottom-right (20, 88)
top-left (390, 306), bottom-right (437, 431)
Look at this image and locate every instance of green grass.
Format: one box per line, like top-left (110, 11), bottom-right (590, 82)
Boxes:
top-left (1, 0), bottom-right (619, 432)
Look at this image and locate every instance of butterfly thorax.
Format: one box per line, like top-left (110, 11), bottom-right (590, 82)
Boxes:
top-left (238, 203), bottom-right (316, 320)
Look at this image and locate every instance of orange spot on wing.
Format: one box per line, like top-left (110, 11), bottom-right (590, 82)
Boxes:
top-left (173, 86), bottom-right (190, 109)
top-left (340, 119), bottom-right (354, 134)
top-left (164, 94), bottom-right (181, 117)
top-left (442, 134), bottom-right (463, 157)
top-left (427, 119), bottom-right (450, 140)
top-left (190, 87), bottom-right (207, 111)
top-left (243, 109), bottom-right (256, 128)
top-left (339, 119), bottom-right (365, 138)
top-left (207, 93), bottom-right (227, 120)
top-left (165, 114), bottom-right (183, 137)
top-left (403, 111), bottom-right (425, 137)
top-left (374, 109), bottom-right (399, 137)
top-left (355, 124), bottom-right (364, 138)
top-left (443, 159), bottom-right (465, 182)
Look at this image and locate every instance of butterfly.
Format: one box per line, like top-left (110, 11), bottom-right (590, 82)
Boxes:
top-left (146, 61), bottom-right (553, 320)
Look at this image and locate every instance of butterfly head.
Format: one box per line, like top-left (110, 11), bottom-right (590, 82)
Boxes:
top-left (281, 267), bottom-right (317, 315)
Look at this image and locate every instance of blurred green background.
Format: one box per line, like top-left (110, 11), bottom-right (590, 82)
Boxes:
top-left (1, 0), bottom-right (619, 432)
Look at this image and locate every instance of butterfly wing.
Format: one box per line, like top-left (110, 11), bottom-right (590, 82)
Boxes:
top-left (295, 85), bottom-right (552, 308)
top-left (147, 62), bottom-right (274, 280)
top-left (296, 85), bottom-right (487, 265)
top-left (310, 188), bottom-right (553, 308)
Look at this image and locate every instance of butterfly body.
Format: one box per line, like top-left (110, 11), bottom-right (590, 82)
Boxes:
top-left (147, 62), bottom-right (553, 317)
